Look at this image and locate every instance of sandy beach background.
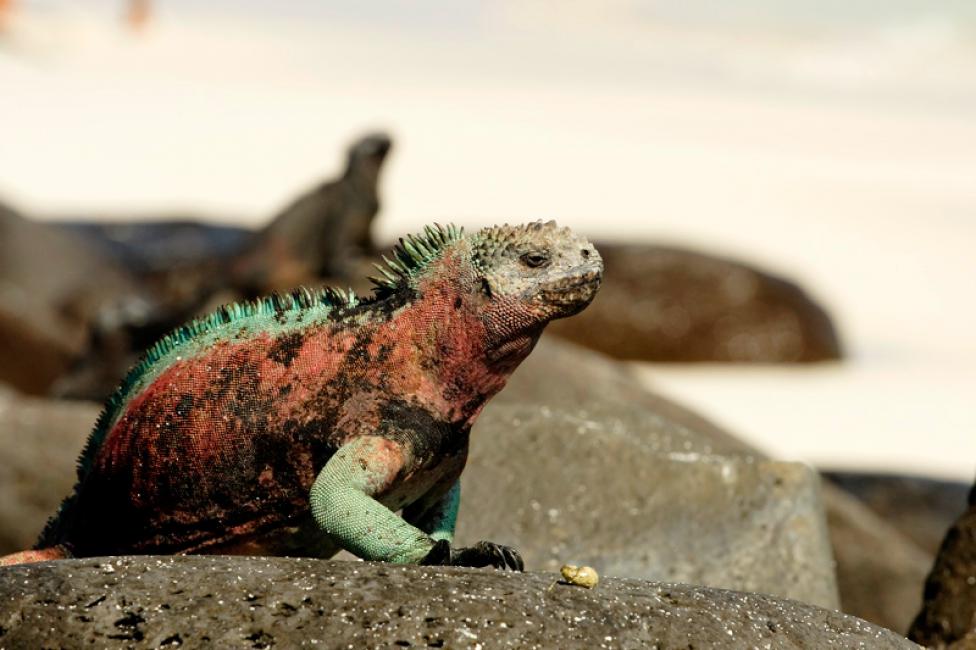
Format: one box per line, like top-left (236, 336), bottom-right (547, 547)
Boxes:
top-left (1, 1), bottom-right (974, 479)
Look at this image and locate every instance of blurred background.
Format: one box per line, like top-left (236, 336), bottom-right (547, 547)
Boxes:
top-left (1, 0), bottom-right (974, 479)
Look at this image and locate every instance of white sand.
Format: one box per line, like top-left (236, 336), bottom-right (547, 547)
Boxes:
top-left (1, 2), bottom-right (974, 479)
top-left (634, 361), bottom-right (976, 481)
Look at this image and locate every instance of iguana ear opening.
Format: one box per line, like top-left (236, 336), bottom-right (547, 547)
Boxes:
top-left (480, 278), bottom-right (493, 299)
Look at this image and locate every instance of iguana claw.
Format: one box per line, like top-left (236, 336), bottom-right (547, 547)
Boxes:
top-left (421, 539), bottom-right (524, 572)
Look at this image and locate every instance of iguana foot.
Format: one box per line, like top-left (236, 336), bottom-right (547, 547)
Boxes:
top-left (421, 540), bottom-right (524, 571)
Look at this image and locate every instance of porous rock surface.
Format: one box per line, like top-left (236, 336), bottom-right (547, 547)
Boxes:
top-left (547, 243), bottom-right (842, 362)
top-left (0, 556), bottom-right (918, 649)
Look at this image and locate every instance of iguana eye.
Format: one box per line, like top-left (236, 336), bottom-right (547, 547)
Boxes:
top-left (520, 251), bottom-right (550, 268)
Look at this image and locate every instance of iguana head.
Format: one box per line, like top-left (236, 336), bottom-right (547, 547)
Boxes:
top-left (371, 221), bottom-right (601, 352)
top-left (471, 221), bottom-right (602, 323)
top-left (368, 221), bottom-right (600, 386)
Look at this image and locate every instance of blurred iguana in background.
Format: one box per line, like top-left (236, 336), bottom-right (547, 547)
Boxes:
top-left (234, 132), bottom-right (392, 294)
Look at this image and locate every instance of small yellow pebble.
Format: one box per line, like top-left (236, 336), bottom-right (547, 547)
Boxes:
top-left (560, 564), bottom-right (599, 588)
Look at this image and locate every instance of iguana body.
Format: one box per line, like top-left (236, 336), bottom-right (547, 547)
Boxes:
top-left (1, 222), bottom-right (601, 569)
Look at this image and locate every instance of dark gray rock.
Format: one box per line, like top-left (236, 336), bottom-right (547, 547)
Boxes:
top-left (0, 556), bottom-right (918, 649)
top-left (547, 243), bottom-right (842, 362)
top-left (822, 471), bottom-right (976, 637)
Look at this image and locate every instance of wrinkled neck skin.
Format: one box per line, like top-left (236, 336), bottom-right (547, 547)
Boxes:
top-left (408, 251), bottom-right (543, 426)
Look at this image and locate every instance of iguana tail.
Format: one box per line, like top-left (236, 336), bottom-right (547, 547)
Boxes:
top-left (0, 546), bottom-right (69, 567)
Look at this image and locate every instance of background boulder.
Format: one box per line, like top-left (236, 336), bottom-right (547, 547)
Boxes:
top-left (0, 202), bottom-right (142, 395)
top-left (547, 243), bottom-right (843, 362)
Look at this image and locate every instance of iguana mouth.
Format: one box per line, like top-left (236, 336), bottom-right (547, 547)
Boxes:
top-left (540, 268), bottom-right (603, 309)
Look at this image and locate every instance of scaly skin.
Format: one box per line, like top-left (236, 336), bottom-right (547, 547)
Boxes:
top-left (1, 221), bottom-right (602, 570)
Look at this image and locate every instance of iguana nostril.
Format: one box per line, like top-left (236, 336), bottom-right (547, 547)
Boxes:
top-left (581, 249), bottom-right (591, 259)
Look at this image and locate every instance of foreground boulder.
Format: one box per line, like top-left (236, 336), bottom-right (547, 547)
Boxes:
top-left (0, 556), bottom-right (918, 649)
top-left (491, 337), bottom-right (941, 622)
top-left (464, 413), bottom-right (838, 608)
top-left (547, 243), bottom-right (842, 362)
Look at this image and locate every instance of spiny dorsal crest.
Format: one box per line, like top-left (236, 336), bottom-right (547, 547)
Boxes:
top-left (369, 223), bottom-right (464, 295)
top-left (139, 286), bottom-right (358, 370)
top-left (472, 220), bottom-right (570, 272)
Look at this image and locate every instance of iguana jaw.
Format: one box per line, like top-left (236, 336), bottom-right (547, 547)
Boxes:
top-left (533, 263), bottom-right (603, 319)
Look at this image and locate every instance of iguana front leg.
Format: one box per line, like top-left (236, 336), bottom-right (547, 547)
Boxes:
top-left (310, 436), bottom-right (433, 564)
top-left (310, 437), bottom-right (522, 570)
top-left (404, 480), bottom-right (524, 571)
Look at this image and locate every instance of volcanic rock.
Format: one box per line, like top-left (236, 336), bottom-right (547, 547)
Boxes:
top-left (0, 556), bottom-right (918, 649)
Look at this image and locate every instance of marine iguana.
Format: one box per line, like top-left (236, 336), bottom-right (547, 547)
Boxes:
top-left (1, 221), bottom-right (602, 570)
top-left (235, 132), bottom-right (392, 292)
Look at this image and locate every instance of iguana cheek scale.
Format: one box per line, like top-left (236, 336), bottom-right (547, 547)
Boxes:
top-left (0, 222), bottom-right (602, 570)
